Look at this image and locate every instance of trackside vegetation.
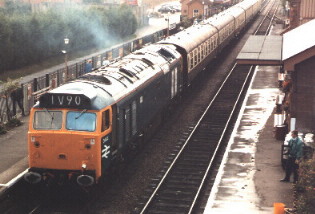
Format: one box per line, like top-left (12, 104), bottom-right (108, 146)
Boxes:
top-left (0, 2), bottom-right (137, 74)
top-left (294, 158), bottom-right (315, 213)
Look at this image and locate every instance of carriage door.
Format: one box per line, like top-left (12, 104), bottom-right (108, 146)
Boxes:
top-left (171, 67), bottom-right (178, 99)
top-left (124, 106), bottom-right (131, 142)
top-left (131, 101), bottom-right (137, 135)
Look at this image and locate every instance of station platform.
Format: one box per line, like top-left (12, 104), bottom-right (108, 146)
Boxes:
top-left (0, 116), bottom-right (29, 195)
top-left (203, 65), bottom-right (294, 213)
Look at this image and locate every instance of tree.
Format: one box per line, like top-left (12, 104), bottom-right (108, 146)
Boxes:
top-left (0, 14), bottom-right (13, 72)
top-left (0, 3), bottom-right (138, 73)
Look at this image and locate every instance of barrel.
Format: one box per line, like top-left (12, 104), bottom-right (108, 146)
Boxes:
top-left (275, 125), bottom-right (287, 141)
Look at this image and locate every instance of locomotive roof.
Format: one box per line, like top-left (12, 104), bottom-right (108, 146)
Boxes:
top-left (159, 23), bottom-right (217, 53)
top-left (205, 13), bottom-right (235, 30)
top-left (237, 0), bottom-right (257, 10)
top-left (224, 4), bottom-right (246, 18)
top-left (159, 0), bottom-right (249, 53)
top-left (37, 44), bottom-right (180, 110)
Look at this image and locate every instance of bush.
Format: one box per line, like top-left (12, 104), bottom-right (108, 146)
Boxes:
top-left (0, 124), bottom-right (7, 135)
top-left (6, 117), bottom-right (22, 128)
top-left (294, 159), bottom-right (315, 213)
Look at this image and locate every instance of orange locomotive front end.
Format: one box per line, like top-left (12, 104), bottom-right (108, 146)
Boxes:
top-left (25, 92), bottom-right (112, 187)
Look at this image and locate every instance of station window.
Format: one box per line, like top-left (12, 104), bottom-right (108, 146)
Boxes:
top-left (102, 109), bottom-right (110, 132)
top-left (193, 9), bottom-right (199, 17)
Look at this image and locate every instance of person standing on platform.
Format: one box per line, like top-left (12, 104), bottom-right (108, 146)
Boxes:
top-left (84, 59), bottom-right (93, 74)
top-left (280, 130), bottom-right (304, 183)
top-left (10, 87), bottom-right (25, 116)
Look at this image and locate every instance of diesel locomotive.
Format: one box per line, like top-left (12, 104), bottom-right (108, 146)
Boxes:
top-left (24, 0), bottom-right (262, 186)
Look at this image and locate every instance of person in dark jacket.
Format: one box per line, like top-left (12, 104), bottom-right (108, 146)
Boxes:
top-left (84, 59), bottom-right (93, 74)
top-left (10, 87), bottom-right (25, 116)
top-left (280, 130), bottom-right (304, 183)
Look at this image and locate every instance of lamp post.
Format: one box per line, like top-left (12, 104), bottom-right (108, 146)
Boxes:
top-left (202, 1), bottom-right (205, 20)
top-left (62, 37), bottom-right (69, 81)
top-left (165, 12), bottom-right (170, 37)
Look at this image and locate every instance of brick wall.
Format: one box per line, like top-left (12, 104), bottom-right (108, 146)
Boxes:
top-left (291, 55), bottom-right (315, 132)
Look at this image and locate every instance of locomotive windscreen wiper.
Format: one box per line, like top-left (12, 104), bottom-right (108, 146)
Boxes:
top-left (44, 108), bottom-right (54, 121)
top-left (44, 108), bottom-right (55, 127)
top-left (75, 109), bottom-right (87, 120)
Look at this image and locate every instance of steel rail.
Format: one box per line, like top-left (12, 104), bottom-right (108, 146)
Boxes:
top-left (254, 0), bottom-right (276, 35)
top-left (186, 65), bottom-right (254, 214)
top-left (265, 2), bottom-right (280, 35)
top-left (139, 62), bottom-right (253, 214)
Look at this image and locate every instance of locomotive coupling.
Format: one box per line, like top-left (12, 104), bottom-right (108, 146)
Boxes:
top-left (77, 174), bottom-right (94, 187)
top-left (24, 171), bottom-right (42, 184)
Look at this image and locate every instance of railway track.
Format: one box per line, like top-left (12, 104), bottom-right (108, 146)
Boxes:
top-left (134, 0), bottom-right (280, 213)
top-left (255, 0), bottom-right (280, 35)
top-left (135, 64), bottom-right (254, 214)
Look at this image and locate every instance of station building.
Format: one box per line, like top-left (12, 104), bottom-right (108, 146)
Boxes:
top-left (180, 0), bottom-right (212, 19)
top-left (237, 18), bottom-right (315, 136)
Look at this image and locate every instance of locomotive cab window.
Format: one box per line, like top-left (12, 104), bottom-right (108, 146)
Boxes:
top-left (102, 110), bottom-right (110, 132)
top-left (66, 111), bottom-right (96, 132)
top-left (33, 110), bottom-right (62, 130)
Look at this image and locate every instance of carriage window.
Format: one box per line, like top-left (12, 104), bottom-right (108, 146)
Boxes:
top-left (34, 110), bottom-right (62, 130)
top-left (66, 111), bottom-right (96, 132)
top-left (201, 44), bottom-right (204, 59)
top-left (102, 110), bottom-right (110, 132)
top-left (211, 38), bottom-right (213, 51)
top-left (190, 52), bottom-right (194, 69)
top-left (194, 49), bottom-right (197, 66)
top-left (206, 40), bottom-right (210, 55)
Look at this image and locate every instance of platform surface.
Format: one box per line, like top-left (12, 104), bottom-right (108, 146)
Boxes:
top-left (203, 65), bottom-right (294, 213)
top-left (0, 116), bottom-right (29, 194)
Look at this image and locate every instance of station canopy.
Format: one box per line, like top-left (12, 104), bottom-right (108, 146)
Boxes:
top-left (236, 35), bottom-right (282, 65)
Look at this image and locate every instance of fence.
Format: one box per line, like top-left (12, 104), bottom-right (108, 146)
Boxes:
top-left (0, 27), bottom-right (171, 124)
